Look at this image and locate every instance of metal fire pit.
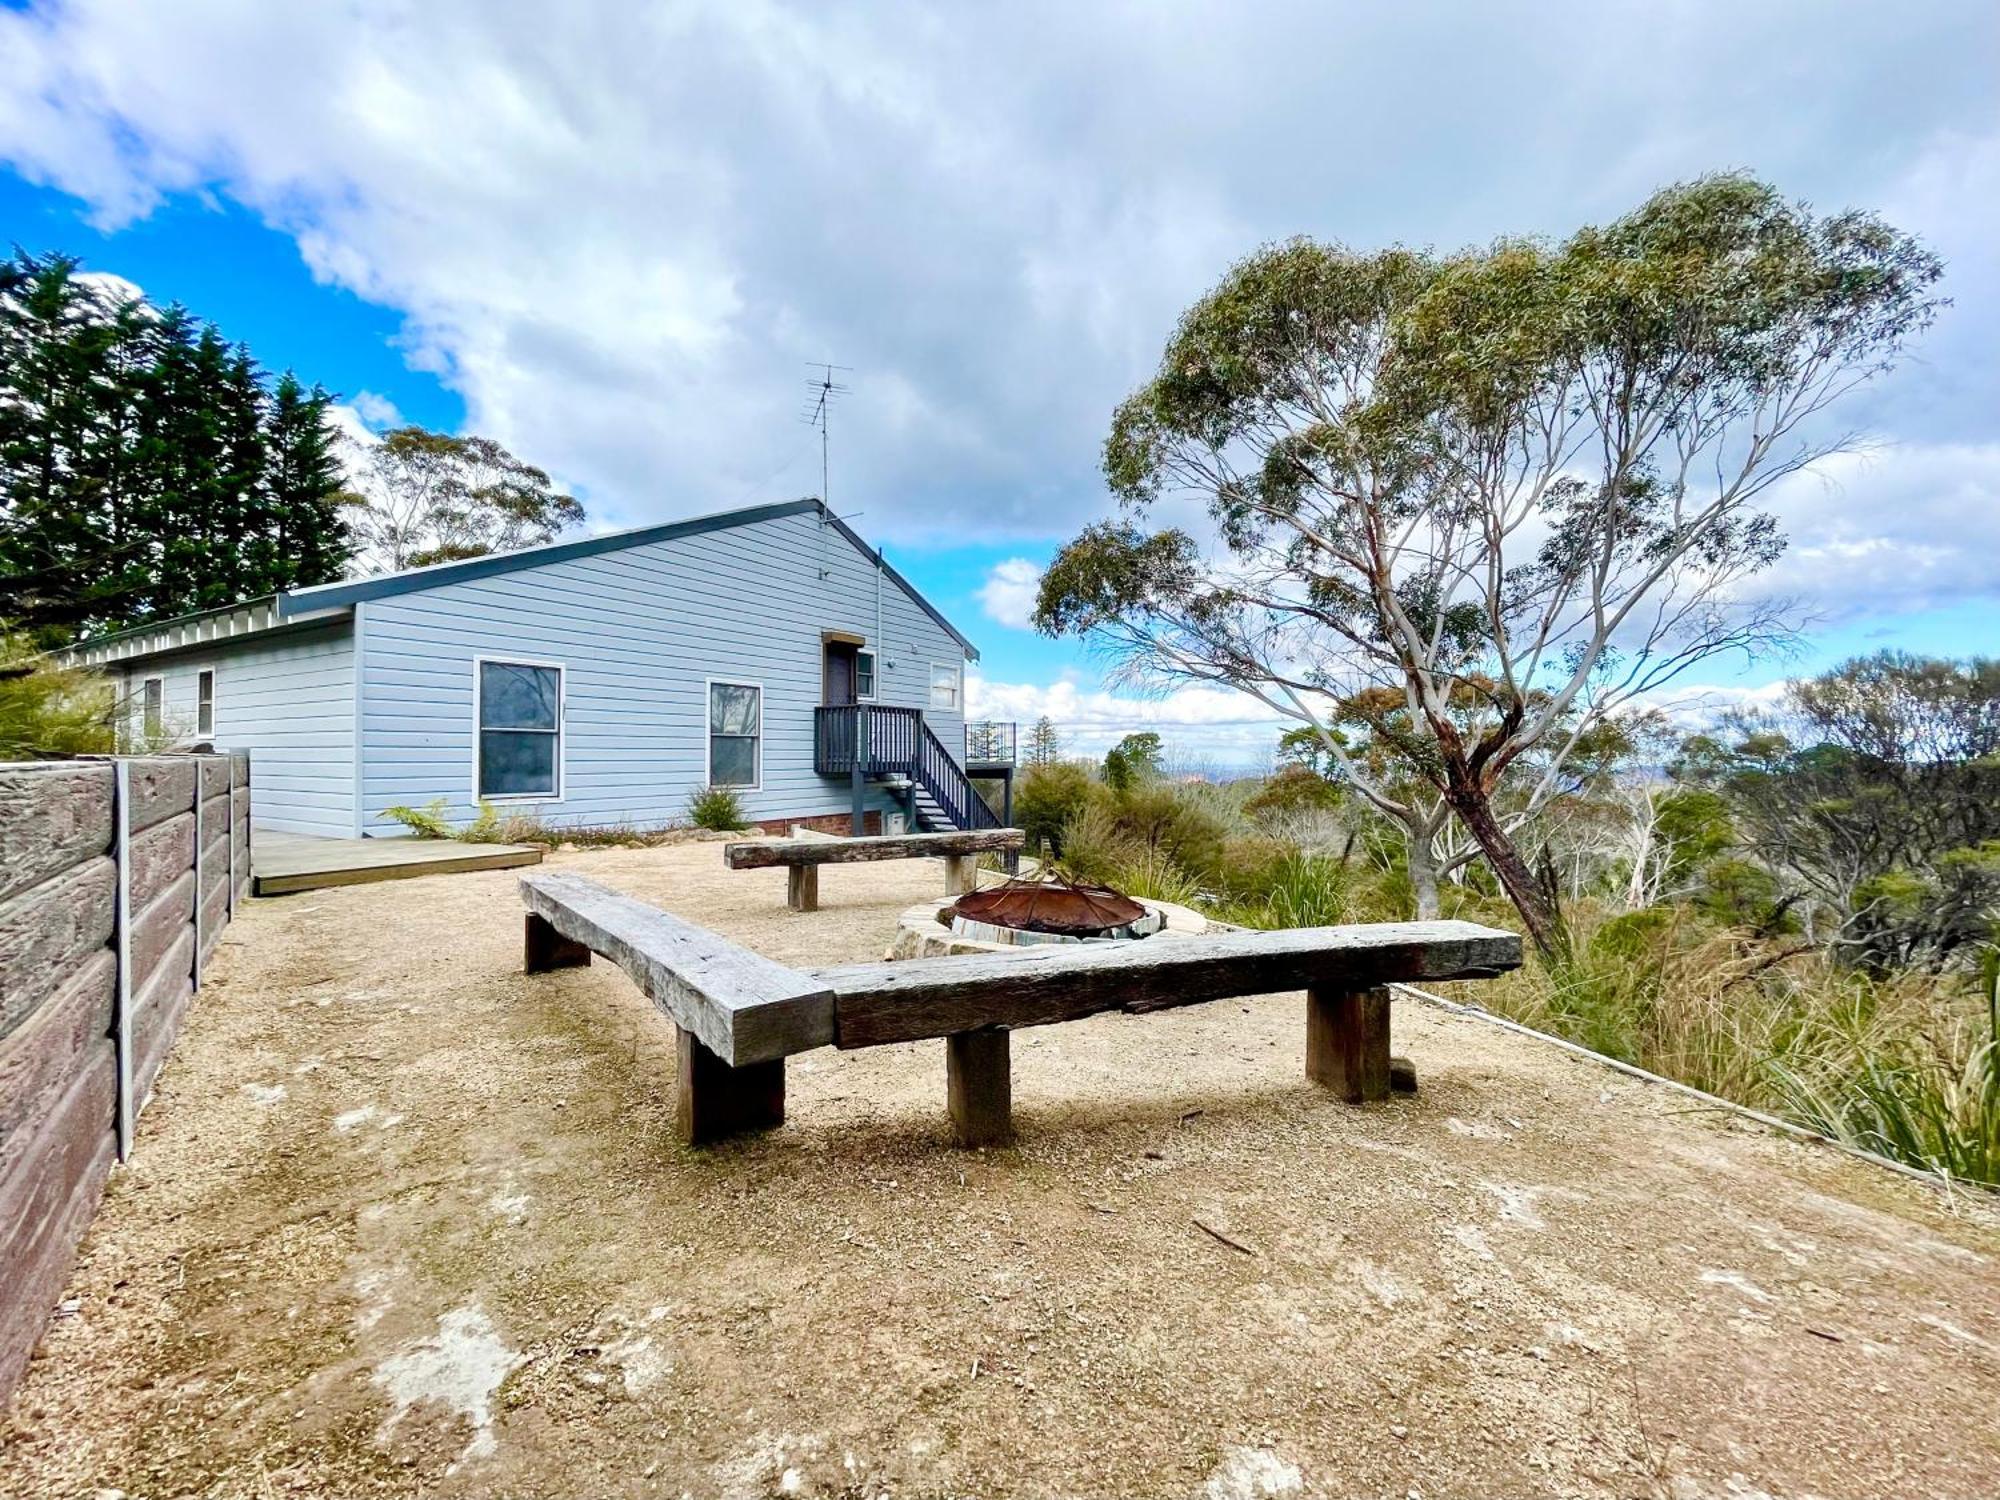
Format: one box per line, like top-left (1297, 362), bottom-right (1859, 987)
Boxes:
top-left (944, 870), bottom-right (1161, 942)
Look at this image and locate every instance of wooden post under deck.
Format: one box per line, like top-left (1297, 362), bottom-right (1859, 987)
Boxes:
top-left (1305, 985), bottom-right (1391, 1103)
top-left (946, 1028), bottom-right (1013, 1146)
top-left (675, 1024), bottom-right (786, 1144)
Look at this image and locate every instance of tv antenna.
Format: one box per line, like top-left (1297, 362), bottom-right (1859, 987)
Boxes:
top-left (801, 362), bottom-right (852, 508)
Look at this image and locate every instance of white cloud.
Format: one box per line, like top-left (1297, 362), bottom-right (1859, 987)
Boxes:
top-left (349, 389), bottom-right (402, 430)
top-left (325, 402), bottom-right (381, 453)
top-left (967, 673), bottom-right (1285, 768)
top-left (976, 558), bottom-right (1042, 629)
top-left (1753, 441), bottom-right (2000, 618)
top-left (1626, 677), bottom-right (1793, 728)
top-left (0, 0), bottom-right (1992, 575)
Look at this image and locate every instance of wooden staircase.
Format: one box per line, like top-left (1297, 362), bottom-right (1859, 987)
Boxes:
top-left (813, 705), bottom-right (1003, 832)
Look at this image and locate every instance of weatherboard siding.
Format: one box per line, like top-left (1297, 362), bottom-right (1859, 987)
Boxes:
top-left (121, 625), bottom-right (356, 838)
top-left (355, 508), bottom-right (969, 833)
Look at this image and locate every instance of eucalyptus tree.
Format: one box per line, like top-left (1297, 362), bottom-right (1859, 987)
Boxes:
top-left (1035, 176), bottom-right (1942, 954)
top-left (348, 426), bottom-right (585, 572)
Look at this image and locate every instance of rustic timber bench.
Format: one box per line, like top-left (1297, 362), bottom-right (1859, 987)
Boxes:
top-left (723, 828), bottom-right (1026, 911)
top-left (520, 871), bottom-right (1522, 1146)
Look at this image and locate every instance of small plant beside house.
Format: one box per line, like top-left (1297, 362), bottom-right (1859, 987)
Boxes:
top-left (686, 785), bottom-right (748, 832)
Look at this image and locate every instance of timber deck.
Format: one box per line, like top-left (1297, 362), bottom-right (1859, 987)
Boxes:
top-left (250, 829), bottom-right (542, 896)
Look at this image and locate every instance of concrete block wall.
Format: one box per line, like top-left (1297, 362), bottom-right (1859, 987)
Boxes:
top-left (0, 754), bottom-right (250, 1409)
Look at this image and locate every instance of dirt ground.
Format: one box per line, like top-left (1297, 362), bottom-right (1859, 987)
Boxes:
top-left (4, 843), bottom-right (2000, 1500)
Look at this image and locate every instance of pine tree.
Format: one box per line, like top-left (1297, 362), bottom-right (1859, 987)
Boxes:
top-left (1025, 716), bottom-right (1063, 767)
top-left (0, 249), bottom-right (354, 641)
top-left (262, 373), bottom-right (353, 588)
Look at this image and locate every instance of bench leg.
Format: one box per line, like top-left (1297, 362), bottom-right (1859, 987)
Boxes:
top-left (674, 1025), bottom-right (785, 1144)
top-left (943, 854), bottom-right (976, 896)
top-left (524, 912), bottom-right (591, 974)
top-left (787, 863), bottom-right (819, 912)
top-left (1306, 986), bottom-right (1391, 1103)
top-left (947, 1028), bottom-right (1013, 1147)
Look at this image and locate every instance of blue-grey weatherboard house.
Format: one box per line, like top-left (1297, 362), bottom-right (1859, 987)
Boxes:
top-left (68, 498), bottom-right (1010, 840)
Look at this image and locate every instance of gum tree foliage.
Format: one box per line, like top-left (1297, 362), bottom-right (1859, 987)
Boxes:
top-left (348, 426), bottom-right (585, 572)
top-left (1034, 176), bottom-right (1943, 955)
top-left (1683, 653), bottom-right (2000, 970)
top-left (0, 251), bottom-right (352, 642)
top-left (1103, 729), bottom-right (1164, 790)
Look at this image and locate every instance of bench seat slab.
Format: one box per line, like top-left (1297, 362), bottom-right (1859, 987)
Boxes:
top-left (813, 920), bottom-right (1521, 1049)
top-left (520, 871), bottom-right (834, 1065)
top-left (725, 828), bottom-right (1024, 870)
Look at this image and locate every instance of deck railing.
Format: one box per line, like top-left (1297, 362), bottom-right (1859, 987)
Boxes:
top-left (814, 703), bottom-right (922, 776)
top-left (964, 720), bottom-right (1017, 766)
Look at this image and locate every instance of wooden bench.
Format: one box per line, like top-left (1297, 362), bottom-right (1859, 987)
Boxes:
top-left (520, 871), bottom-right (1521, 1146)
top-left (722, 828), bottom-right (1026, 911)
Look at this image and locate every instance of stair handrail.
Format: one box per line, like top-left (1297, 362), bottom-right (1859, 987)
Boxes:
top-left (914, 717), bottom-right (1002, 831)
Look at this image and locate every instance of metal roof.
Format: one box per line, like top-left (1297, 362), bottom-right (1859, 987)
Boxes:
top-left (65, 496), bottom-right (980, 666)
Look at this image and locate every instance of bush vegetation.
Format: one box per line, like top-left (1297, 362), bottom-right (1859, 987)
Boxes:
top-left (377, 797), bottom-right (687, 848)
top-left (1022, 653), bottom-right (2000, 1187)
top-left (0, 631), bottom-right (116, 757)
top-left (686, 784), bottom-right (748, 832)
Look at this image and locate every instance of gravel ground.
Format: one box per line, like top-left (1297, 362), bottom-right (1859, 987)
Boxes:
top-left (4, 841), bottom-right (1999, 1499)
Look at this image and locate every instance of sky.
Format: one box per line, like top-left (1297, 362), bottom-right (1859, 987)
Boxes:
top-left (3, 1), bottom-right (1997, 768)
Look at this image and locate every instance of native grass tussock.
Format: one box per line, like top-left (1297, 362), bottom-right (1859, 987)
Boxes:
top-left (1026, 744), bottom-right (2000, 1189)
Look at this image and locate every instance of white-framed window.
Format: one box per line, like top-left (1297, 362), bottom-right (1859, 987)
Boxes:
top-left (855, 649), bottom-right (877, 701)
top-left (929, 661), bottom-right (961, 712)
top-left (142, 677), bottom-right (164, 739)
top-left (475, 658), bottom-right (563, 800)
top-left (706, 679), bottom-right (762, 790)
top-left (196, 669), bottom-right (215, 737)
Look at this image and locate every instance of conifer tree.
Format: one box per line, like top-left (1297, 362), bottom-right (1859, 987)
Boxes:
top-left (0, 249), bottom-right (354, 641)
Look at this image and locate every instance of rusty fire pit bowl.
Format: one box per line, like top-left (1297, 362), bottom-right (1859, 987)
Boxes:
top-left (948, 874), bottom-right (1148, 938)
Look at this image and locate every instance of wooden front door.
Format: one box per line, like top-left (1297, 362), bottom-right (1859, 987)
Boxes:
top-left (823, 642), bottom-right (858, 705)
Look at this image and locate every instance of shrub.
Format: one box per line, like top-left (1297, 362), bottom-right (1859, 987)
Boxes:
top-left (1243, 765), bottom-right (1341, 824)
top-left (687, 784), bottom-right (747, 831)
top-left (1222, 851), bottom-right (1359, 930)
top-left (378, 797), bottom-right (455, 838)
top-left (1108, 846), bottom-right (1205, 906)
top-left (462, 799), bottom-right (504, 842)
top-left (1773, 1025), bottom-right (2000, 1188)
top-left (1017, 761), bottom-right (1095, 859)
top-left (1055, 796), bottom-right (1135, 886)
top-left (0, 632), bottom-right (114, 757)
top-left (1110, 780), bottom-right (1229, 882)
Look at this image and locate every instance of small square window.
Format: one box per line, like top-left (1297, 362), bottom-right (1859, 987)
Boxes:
top-left (929, 662), bottom-right (961, 712)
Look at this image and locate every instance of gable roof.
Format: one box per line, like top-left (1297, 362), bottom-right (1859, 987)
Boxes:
top-left (282, 496), bottom-right (977, 659)
top-left (67, 496), bottom-right (979, 666)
